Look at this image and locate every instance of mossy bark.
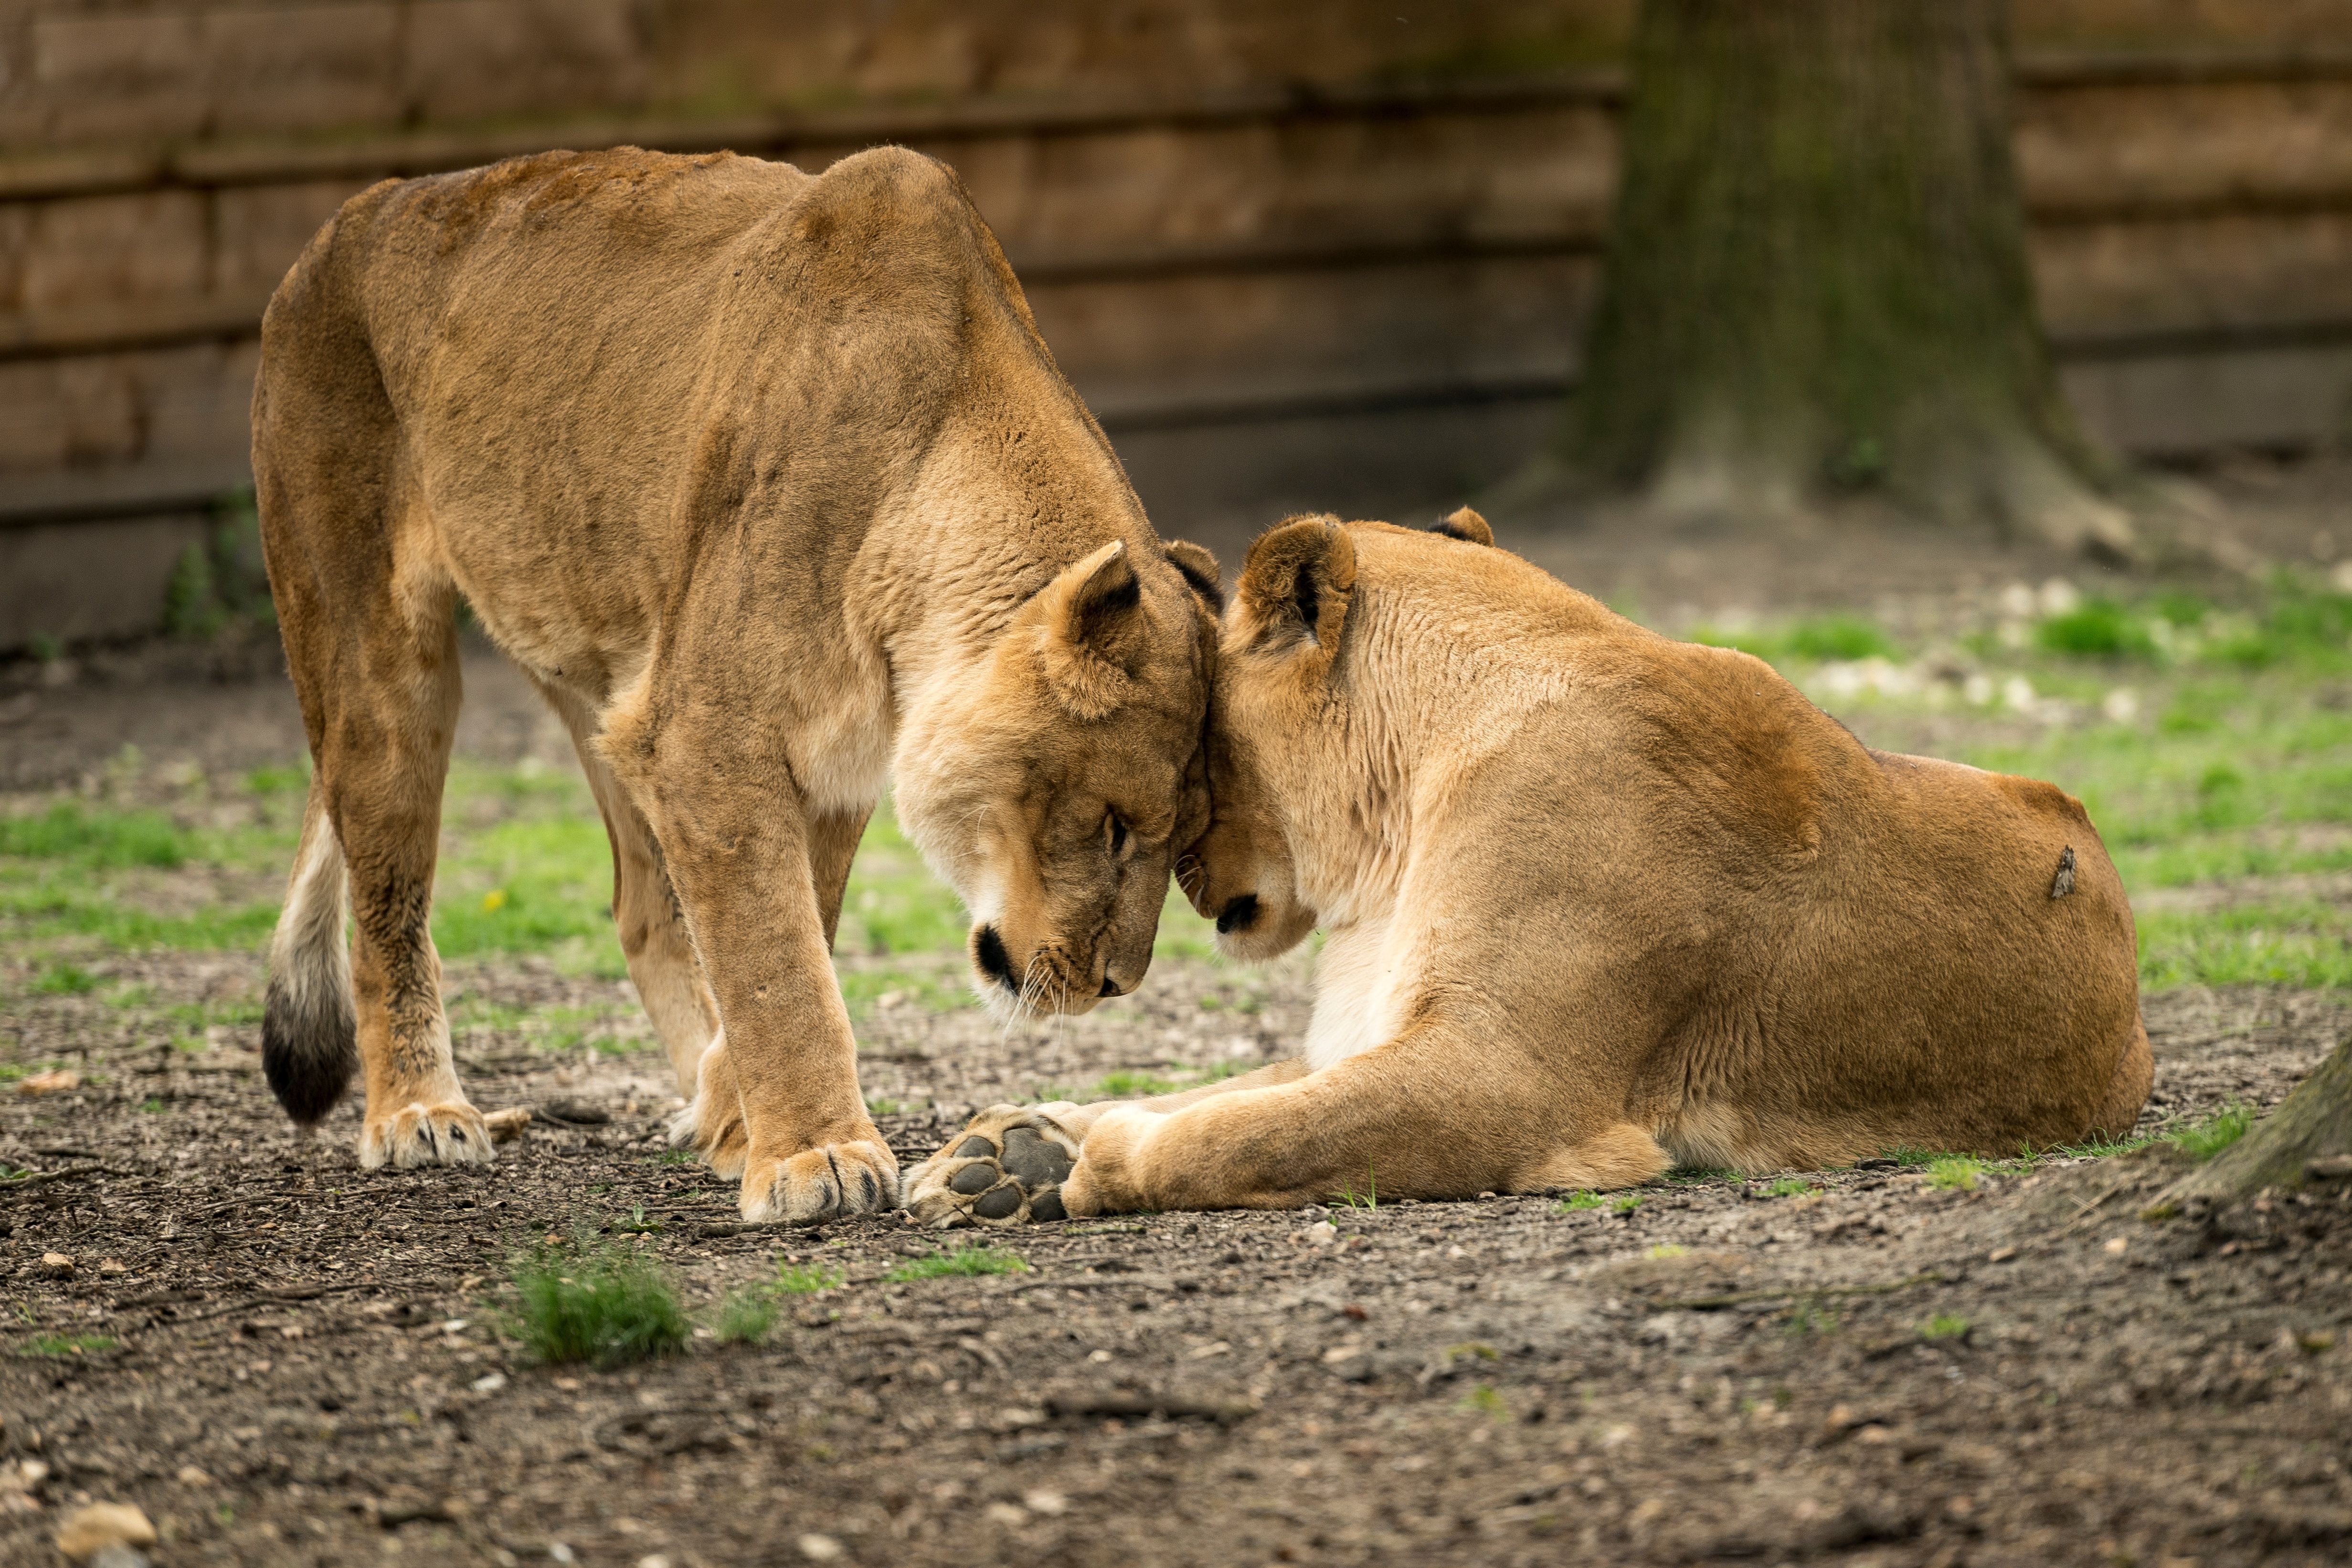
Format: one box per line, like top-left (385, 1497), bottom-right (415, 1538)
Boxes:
top-left (1571, 0), bottom-right (2128, 551)
top-left (2168, 1038), bottom-right (2352, 1203)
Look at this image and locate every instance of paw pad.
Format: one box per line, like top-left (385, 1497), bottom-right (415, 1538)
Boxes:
top-left (907, 1109), bottom-right (1079, 1228)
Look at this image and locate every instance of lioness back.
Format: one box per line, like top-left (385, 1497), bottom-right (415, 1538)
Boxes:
top-left (260, 145), bottom-right (1064, 699)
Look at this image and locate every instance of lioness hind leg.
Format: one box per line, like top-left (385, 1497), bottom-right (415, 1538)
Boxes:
top-left (319, 596), bottom-right (487, 1169)
top-left (1520, 1124), bottom-right (1674, 1193)
top-left (540, 681), bottom-right (720, 1097)
top-left (2087, 1010), bottom-right (2154, 1142)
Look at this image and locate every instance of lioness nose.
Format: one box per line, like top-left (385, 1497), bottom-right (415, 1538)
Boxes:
top-left (1217, 894), bottom-right (1260, 934)
top-left (1098, 974), bottom-right (1124, 997)
top-left (973, 924), bottom-right (1017, 992)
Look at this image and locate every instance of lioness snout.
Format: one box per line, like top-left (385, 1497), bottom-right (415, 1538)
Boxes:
top-left (974, 924), bottom-right (1017, 992)
top-left (974, 921), bottom-right (1136, 1007)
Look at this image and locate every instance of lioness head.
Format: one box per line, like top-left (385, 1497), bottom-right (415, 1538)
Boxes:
top-left (895, 537), bottom-right (1222, 1017)
top-left (1180, 507), bottom-right (1496, 961)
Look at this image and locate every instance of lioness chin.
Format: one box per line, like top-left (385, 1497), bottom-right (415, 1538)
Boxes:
top-left (907, 509), bottom-right (2151, 1224)
top-left (252, 144), bottom-right (1218, 1223)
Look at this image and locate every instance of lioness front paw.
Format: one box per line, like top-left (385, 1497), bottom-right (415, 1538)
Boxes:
top-left (360, 1100), bottom-right (494, 1169)
top-left (740, 1140), bottom-right (900, 1224)
top-left (905, 1105), bottom-right (1085, 1228)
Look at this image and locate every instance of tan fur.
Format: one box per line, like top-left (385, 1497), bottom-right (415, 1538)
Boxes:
top-left (909, 510), bottom-right (2148, 1223)
top-left (251, 145), bottom-right (1215, 1220)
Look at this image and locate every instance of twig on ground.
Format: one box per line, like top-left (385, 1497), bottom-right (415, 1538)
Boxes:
top-left (1045, 1392), bottom-right (1257, 1425)
top-left (1655, 1271), bottom-right (1947, 1312)
top-left (0, 1164), bottom-right (118, 1188)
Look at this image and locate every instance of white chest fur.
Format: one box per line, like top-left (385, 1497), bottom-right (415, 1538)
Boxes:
top-left (1301, 920), bottom-right (1415, 1070)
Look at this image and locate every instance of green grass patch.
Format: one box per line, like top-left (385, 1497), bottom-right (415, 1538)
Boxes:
top-left (508, 1240), bottom-right (689, 1367)
top-left (32, 962), bottom-right (97, 995)
top-left (1695, 614), bottom-right (1898, 663)
top-left (713, 1286), bottom-right (778, 1345)
top-left (2136, 903), bottom-right (2352, 991)
top-left (776, 1261), bottom-right (845, 1294)
top-left (1926, 1155), bottom-right (1985, 1192)
top-left (2039, 599), bottom-right (2158, 660)
top-left (1762, 1177), bottom-right (1816, 1198)
top-left (2167, 1102), bottom-right (2253, 1162)
top-left (1332, 1165), bottom-right (1379, 1209)
top-left (19, 1333), bottom-right (117, 1357)
top-left (1459, 1382), bottom-right (1509, 1419)
top-left (1782, 1302), bottom-right (1838, 1336)
top-left (1555, 1190), bottom-right (1604, 1212)
top-left (0, 802), bottom-right (189, 868)
top-left (1918, 1314), bottom-right (1971, 1342)
top-left (1084, 1059), bottom-right (1248, 1102)
top-left (1610, 1194), bottom-right (1644, 1215)
top-left (881, 1243), bottom-right (1026, 1282)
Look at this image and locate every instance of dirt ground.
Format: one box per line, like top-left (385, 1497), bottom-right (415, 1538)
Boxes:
top-left (4, 459), bottom-right (2352, 1567)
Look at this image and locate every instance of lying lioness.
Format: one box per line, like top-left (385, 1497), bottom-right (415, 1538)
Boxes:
top-left (905, 510), bottom-right (2151, 1222)
top-left (252, 145), bottom-right (1218, 1222)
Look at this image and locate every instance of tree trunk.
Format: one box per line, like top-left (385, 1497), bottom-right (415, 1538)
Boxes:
top-left (1569, 0), bottom-right (2130, 553)
top-left (2168, 1038), bottom-right (2352, 1204)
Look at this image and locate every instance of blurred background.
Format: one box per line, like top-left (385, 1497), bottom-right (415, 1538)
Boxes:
top-left (6, 0), bottom-right (2352, 646)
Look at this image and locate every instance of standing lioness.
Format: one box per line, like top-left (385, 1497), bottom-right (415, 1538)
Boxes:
top-left (253, 145), bottom-right (1217, 1223)
top-left (908, 511), bottom-right (2151, 1222)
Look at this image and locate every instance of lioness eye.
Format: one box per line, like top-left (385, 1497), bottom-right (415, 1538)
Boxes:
top-left (1106, 812), bottom-right (1129, 856)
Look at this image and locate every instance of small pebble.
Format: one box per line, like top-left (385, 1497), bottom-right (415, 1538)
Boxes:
top-left (16, 1069), bottom-right (82, 1097)
top-left (40, 1253), bottom-right (74, 1276)
top-left (54, 1502), bottom-right (156, 1563)
top-left (796, 1535), bottom-right (843, 1562)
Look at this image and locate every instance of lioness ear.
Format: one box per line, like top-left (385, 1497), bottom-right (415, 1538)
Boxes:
top-left (1165, 540), bottom-right (1225, 615)
top-left (1236, 514), bottom-right (1356, 658)
top-left (1430, 505), bottom-right (1494, 547)
top-left (1034, 540), bottom-right (1143, 720)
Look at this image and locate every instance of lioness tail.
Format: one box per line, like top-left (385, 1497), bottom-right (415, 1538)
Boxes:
top-left (263, 784), bottom-right (358, 1125)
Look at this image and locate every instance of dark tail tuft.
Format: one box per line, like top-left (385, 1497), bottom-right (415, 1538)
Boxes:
top-left (262, 974), bottom-right (357, 1125)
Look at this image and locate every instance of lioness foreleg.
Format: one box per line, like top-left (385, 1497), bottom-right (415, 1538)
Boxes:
top-left (662, 804), bottom-right (873, 1181)
top-left (1066, 1027), bottom-right (1668, 1215)
top-left (601, 711), bottom-right (894, 1223)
